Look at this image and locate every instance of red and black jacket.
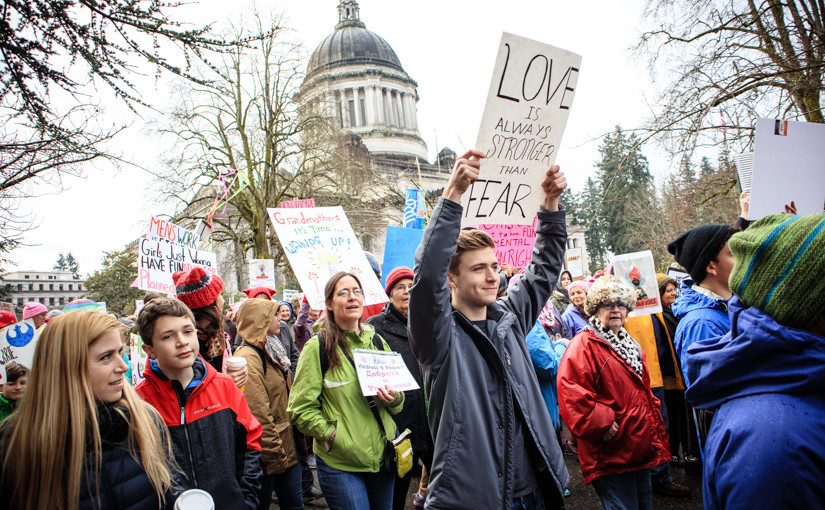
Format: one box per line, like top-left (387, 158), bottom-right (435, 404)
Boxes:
top-left (136, 356), bottom-right (263, 509)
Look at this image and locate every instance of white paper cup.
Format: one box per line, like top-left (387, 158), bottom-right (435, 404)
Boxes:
top-left (174, 489), bottom-right (214, 510)
top-left (226, 356), bottom-right (247, 372)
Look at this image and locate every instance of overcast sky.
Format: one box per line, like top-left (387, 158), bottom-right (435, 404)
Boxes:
top-left (10, 0), bottom-right (670, 274)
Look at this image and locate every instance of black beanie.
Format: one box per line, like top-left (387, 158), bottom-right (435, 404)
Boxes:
top-left (667, 224), bottom-right (731, 283)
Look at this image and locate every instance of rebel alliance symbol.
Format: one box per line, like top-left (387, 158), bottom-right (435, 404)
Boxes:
top-left (6, 323), bottom-right (35, 348)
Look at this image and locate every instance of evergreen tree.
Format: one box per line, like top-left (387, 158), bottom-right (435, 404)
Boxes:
top-left (85, 250), bottom-right (143, 315)
top-left (577, 177), bottom-right (608, 269)
top-left (53, 253), bottom-right (68, 271)
top-left (65, 252), bottom-right (80, 279)
top-left (594, 126), bottom-right (654, 256)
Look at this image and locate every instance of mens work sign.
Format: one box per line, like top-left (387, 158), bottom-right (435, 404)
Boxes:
top-left (463, 33), bottom-right (581, 226)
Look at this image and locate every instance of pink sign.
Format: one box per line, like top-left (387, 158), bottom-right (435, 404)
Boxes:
top-left (476, 216), bottom-right (538, 268)
top-left (279, 198), bottom-right (316, 209)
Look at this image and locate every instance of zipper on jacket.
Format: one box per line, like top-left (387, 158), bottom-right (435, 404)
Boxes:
top-left (173, 380), bottom-right (199, 488)
top-left (505, 353), bottom-right (511, 366)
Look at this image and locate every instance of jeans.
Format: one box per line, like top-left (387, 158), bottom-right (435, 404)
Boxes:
top-left (258, 463), bottom-right (304, 510)
top-left (316, 455), bottom-right (394, 510)
top-left (512, 487), bottom-right (545, 510)
top-left (591, 469), bottom-right (652, 510)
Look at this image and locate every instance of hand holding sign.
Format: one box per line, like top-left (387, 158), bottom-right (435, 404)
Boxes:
top-left (540, 165), bottom-right (567, 211)
top-left (443, 149), bottom-right (485, 203)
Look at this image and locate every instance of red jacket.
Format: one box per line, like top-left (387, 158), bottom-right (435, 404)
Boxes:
top-left (136, 356), bottom-right (263, 509)
top-left (557, 327), bottom-right (670, 484)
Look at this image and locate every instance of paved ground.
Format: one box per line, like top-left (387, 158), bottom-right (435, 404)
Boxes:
top-left (273, 454), bottom-right (704, 509)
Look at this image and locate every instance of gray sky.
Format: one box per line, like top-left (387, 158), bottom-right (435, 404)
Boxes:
top-left (10, 0), bottom-right (668, 274)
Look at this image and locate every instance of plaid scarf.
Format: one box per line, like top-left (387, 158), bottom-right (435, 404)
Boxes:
top-left (588, 315), bottom-right (643, 379)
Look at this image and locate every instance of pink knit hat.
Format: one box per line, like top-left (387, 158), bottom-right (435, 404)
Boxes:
top-left (567, 280), bottom-right (590, 294)
top-left (22, 302), bottom-right (48, 320)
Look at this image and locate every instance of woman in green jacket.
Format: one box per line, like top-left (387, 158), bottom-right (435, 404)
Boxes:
top-left (288, 272), bottom-right (404, 510)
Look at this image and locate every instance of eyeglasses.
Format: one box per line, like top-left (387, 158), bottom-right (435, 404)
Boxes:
top-left (603, 302), bottom-right (628, 310)
top-left (393, 283), bottom-right (414, 293)
top-left (335, 288), bottom-right (363, 298)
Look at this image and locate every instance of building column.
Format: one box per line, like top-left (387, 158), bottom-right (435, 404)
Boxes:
top-left (364, 85), bottom-right (375, 125)
top-left (405, 93), bottom-right (418, 129)
top-left (338, 89), bottom-right (349, 128)
top-left (383, 89), bottom-right (393, 126)
top-left (352, 88), bottom-right (362, 127)
top-left (396, 92), bottom-right (406, 128)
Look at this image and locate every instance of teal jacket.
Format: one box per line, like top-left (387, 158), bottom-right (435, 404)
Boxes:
top-left (287, 324), bottom-right (404, 472)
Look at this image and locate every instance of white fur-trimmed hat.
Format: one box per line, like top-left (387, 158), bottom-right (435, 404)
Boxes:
top-left (584, 274), bottom-right (636, 316)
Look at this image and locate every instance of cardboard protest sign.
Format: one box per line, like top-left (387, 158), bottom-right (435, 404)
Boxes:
top-left (403, 189), bottom-right (426, 229)
top-left (611, 250), bottom-right (662, 317)
top-left (248, 259), bottom-right (276, 289)
top-left (750, 118), bottom-right (825, 220)
top-left (268, 207), bottom-right (389, 310)
top-left (733, 152), bottom-right (753, 193)
top-left (666, 267), bottom-right (690, 297)
top-left (0, 319), bottom-right (40, 371)
top-left (282, 289), bottom-right (299, 302)
top-left (381, 226), bottom-right (425, 287)
top-left (147, 216), bottom-right (202, 250)
top-left (461, 33), bottom-right (581, 226)
top-left (475, 219), bottom-right (538, 269)
top-left (0, 302), bottom-right (15, 320)
top-left (132, 237), bottom-right (218, 295)
top-left (352, 348), bottom-right (420, 397)
top-left (279, 198), bottom-right (316, 209)
top-left (130, 333), bottom-right (147, 386)
top-left (566, 247), bottom-right (583, 278)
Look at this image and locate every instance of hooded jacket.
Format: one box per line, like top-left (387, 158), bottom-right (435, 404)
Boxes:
top-left (0, 394), bottom-right (17, 424)
top-left (408, 198), bottom-right (569, 510)
top-left (525, 320), bottom-right (568, 430)
top-left (558, 327), bottom-right (671, 484)
top-left (135, 356), bottom-right (263, 509)
top-left (671, 280), bottom-right (729, 386)
top-left (287, 324), bottom-right (404, 473)
top-left (235, 299), bottom-right (298, 476)
top-left (685, 297), bottom-right (825, 509)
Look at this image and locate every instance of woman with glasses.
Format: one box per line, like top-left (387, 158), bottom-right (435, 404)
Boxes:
top-left (365, 267), bottom-right (432, 510)
top-left (557, 275), bottom-right (671, 510)
top-left (288, 272), bottom-right (404, 510)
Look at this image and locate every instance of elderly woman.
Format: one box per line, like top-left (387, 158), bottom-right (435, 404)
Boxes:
top-left (558, 275), bottom-right (670, 510)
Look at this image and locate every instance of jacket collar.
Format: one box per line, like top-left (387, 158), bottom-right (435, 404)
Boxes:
top-left (381, 303), bottom-right (409, 337)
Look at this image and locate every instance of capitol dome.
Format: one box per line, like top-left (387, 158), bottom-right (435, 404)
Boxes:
top-left (307, 20), bottom-right (404, 80)
top-left (300, 0), bottom-right (428, 161)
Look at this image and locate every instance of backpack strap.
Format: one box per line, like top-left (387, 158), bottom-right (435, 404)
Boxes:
top-left (318, 331), bottom-right (329, 376)
top-left (240, 341), bottom-right (267, 375)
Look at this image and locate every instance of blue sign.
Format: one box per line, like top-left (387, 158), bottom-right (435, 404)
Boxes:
top-left (381, 226), bottom-right (425, 287)
top-left (403, 189), bottom-right (425, 230)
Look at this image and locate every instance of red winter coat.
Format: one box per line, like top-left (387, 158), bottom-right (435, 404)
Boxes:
top-left (557, 326), bottom-right (670, 484)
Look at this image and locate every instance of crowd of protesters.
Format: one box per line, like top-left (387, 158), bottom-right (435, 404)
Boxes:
top-left (1, 150), bottom-right (824, 510)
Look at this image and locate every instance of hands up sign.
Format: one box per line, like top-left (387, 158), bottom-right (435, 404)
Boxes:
top-left (462, 33), bottom-right (581, 226)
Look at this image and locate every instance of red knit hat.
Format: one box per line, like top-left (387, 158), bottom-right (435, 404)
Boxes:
top-left (385, 266), bottom-right (414, 294)
top-left (173, 267), bottom-right (223, 309)
top-left (241, 287), bottom-right (276, 300)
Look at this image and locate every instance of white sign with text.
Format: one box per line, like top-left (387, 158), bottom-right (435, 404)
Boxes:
top-left (462, 33), bottom-right (581, 225)
top-left (352, 349), bottom-right (420, 397)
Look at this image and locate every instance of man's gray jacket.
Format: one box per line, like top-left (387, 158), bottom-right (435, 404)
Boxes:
top-left (409, 198), bottom-right (570, 509)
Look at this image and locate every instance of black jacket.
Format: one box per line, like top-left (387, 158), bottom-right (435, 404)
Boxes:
top-left (366, 303), bottom-right (431, 456)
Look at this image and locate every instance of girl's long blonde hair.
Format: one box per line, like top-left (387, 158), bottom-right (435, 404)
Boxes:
top-left (1, 310), bottom-right (175, 510)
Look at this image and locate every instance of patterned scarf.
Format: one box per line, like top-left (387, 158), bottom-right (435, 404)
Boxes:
top-left (588, 315), bottom-right (644, 379)
top-left (265, 333), bottom-right (290, 373)
top-left (538, 300), bottom-right (557, 329)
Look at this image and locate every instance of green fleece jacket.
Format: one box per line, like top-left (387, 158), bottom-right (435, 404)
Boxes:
top-left (0, 394), bottom-right (18, 424)
top-left (287, 324), bottom-right (404, 473)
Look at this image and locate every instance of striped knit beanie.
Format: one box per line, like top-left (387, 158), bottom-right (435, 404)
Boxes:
top-left (173, 267), bottom-right (224, 310)
top-left (729, 213), bottom-right (825, 330)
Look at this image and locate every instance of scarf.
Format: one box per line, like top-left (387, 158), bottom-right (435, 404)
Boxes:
top-left (265, 333), bottom-right (290, 373)
top-left (538, 300), bottom-right (557, 329)
top-left (588, 315), bottom-right (644, 379)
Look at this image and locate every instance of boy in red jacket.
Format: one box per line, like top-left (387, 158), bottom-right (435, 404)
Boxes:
top-left (136, 297), bottom-right (263, 509)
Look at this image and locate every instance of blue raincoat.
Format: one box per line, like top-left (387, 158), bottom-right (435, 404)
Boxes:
top-left (671, 280), bottom-right (729, 385)
top-left (685, 297), bottom-right (825, 510)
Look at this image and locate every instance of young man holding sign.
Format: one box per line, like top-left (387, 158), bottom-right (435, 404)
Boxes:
top-left (409, 149), bottom-right (569, 509)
